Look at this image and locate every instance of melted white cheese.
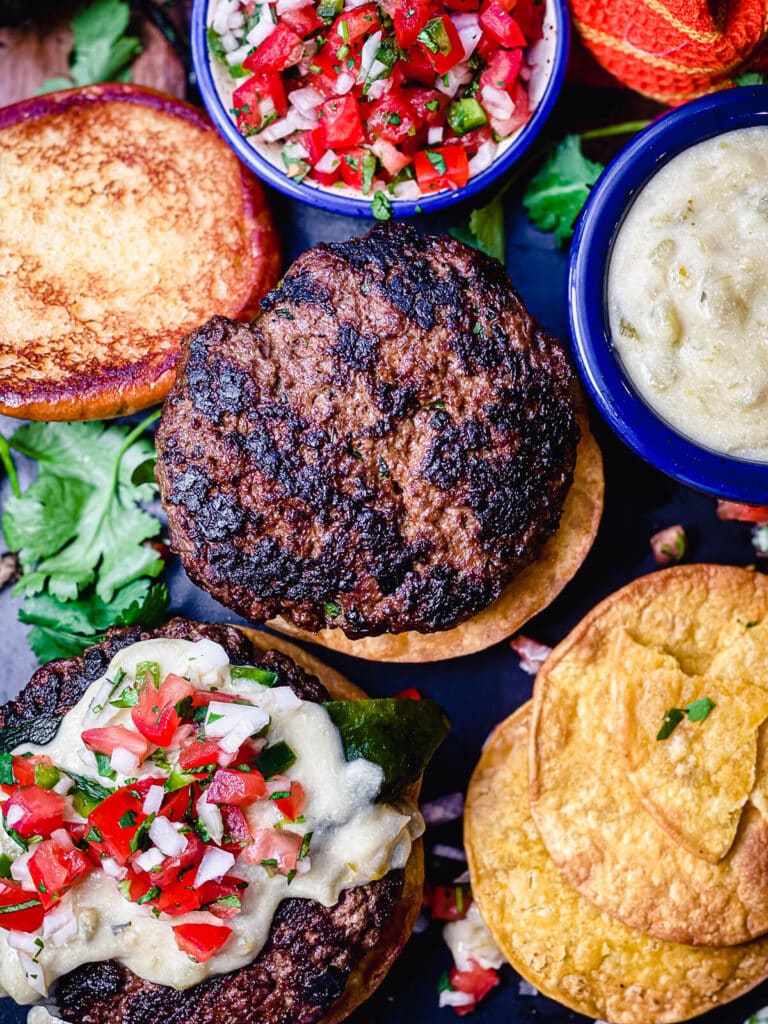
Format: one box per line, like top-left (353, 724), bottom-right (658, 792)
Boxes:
top-left (608, 126), bottom-right (768, 461)
top-left (0, 638), bottom-right (422, 1004)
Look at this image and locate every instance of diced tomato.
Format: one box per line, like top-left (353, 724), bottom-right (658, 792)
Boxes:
top-left (81, 726), bottom-right (149, 763)
top-left (394, 686), bottom-right (422, 700)
top-left (479, 2), bottom-right (526, 46)
top-left (425, 882), bottom-right (471, 920)
top-left (198, 875), bottom-right (248, 919)
top-left (88, 786), bottom-right (147, 864)
top-left (243, 24), bottom-right (305, 73)
top-left (11, 755), bottom-right (54, 788)
top-left (281, 5), bottom-right (323, 37)
top-left (302, 126), bottom-right (327, 166)
top-left (414, 145), bottom-right (470, 190)
top-left (273, 781), bottom-right (305, 821)
top-left (220, 805), bottom-right (252, 850)
top-left (446, 123), bottom-right (492, 154)
top-left (480, 47), bottom-right (523, 94)
top-left (152, 833), bottom-right (205, 889)
top-left (395, 46), bottom-right (436, 86)
top-left (330, 3), bottom-right (380, 43)
top-left (120, 867), bottom-right (155, 904)
top-left (513, 0), bottom-right (545, 42)
top-left (132, 673), bottom-right (195, 748)
top-left (4, 786), bottom-right (65, 839)
top-left (366, 93), bottom-right (421, 145)
top-left (178, 736), bottom-right (225, 771)
top-left (405, 87), bottom-right (448, 125)
top-left (371, 137), bottom-right (413, 176)
top-left (393, 0), bottom-right (435, 48)
top-left (417, 15), bottom-right (464, 74)
top-left (28, 839), bottom-right (90, 910)
top-left (338, 147), bottom-right (367, 189)
top-left (172, 923), bottom-right (233, 963)
top-left (189, 689), bottom-right (241, 709)
top-left (161, 785), bottom-right (195, 823)
top-left (207, 769), bottom-right (266, 807)
top-left (445, 0), bottom-right (479, 10)
top-left (0, 880), bottom-right (44, 933)
top-left (157, 877), bottom-right (202, 917)
top-left (716, 500), bottom-right (768, 523)
top-left (242, 828), bottom-right (304, 875)
top-left (449, 959), bottom-right (500, 1012)
top-left (318, 95), bottom-right (365, 149)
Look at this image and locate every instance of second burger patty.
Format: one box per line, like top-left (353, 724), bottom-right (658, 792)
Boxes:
top-left (157, 224), bottom-right (579, 637)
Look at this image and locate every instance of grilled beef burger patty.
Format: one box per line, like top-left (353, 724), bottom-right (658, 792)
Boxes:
top-left (0, 619), bottom-right (414, 1024)
top-left (156, 224), bottom-right (579, 638)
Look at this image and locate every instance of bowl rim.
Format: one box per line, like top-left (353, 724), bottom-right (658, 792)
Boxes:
top-left (191, 0), bottom-right (570, 218)
top-left (568, 84), bottom-right (768, 504)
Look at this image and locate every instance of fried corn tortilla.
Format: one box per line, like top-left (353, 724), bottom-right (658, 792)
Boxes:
top-left (269, 408), bottom-right (603, 663)
top-left (467, 703), bottom-right (768, 1024)
top-left (614, 629), bottom-right (768, 863)
top-left (530, 564), bottom-right (768, 946)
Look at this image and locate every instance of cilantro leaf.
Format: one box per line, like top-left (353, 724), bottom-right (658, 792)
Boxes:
top-left (656, 707), bottom-right (684, 741)
top-left (38, 0), bottom-right (142, 95)
top-left (686, 696), bottom-right (715, 722)
top-left (371, 191), bottom-right (393, 220)
top-left (4, 415), bottom-right (162, 602)
top-left (450, 194), bottom-right (505, 263)
top-left (18, 579), bottom-right (170, 663)
top-left (523, 134), bottom-right (604, 246)
top-left (736, 71), bottom-right (766, 86)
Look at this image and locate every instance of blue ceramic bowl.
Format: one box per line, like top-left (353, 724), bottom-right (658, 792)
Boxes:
top-left (191, 0), bottom-right (569, 218)
top-left (569, 85), bottom-right (768, 504)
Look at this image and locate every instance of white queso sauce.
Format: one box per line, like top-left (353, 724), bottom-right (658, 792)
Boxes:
top-left (0, 639), bottom-right (422, 1005)
top-left (607, 126), bottom-right (768, 460)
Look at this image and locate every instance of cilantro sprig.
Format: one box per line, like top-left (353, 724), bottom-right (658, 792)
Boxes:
top-left (38, 0), bottom-right (142, 95)
top-left (657, 697), bottom-right (715, 741)
top-left (1, 413), bottom-right (170, 663)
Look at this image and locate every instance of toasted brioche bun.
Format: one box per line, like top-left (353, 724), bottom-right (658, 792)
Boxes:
top-left (237, 626), bottom-right (425, 1021)
top-left (268, 406), bottom-right (604, 662)
top-left (0, 84), bottom-right (281, 421)
top-left (466, 702), bottom-right (768, 1024)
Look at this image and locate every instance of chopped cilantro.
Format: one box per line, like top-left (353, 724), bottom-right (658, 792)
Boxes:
top-left (118, 809), bottom-right (138, 829)
top-left (137, 885), bottom-right (161, 905)
top-left (657, 698), bottom-right (715, 740)
top-left (371, 191), bottom-right (393, 220)
top-left (0, 753), bottom-right (14, 787)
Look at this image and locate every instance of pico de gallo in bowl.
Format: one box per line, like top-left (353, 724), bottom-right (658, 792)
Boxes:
top-left (0, 637), bottom-right (438, 1004)
top-left (192, 0), bottom-right (567, 216)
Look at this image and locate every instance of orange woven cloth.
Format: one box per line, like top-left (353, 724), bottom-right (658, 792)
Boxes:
top-left (569, 0), bottom-right (768, 103)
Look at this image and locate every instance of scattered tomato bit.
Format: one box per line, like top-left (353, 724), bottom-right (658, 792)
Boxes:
top-left (716, 500), bottom-right (768, 523)
top-left (650, 524), bottom-right (687, 567)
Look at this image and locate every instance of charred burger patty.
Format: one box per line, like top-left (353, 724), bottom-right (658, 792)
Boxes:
top-left (156, 225), bottom-right (579, 637)
top-left (0, 620), bottom-right (403, 1024)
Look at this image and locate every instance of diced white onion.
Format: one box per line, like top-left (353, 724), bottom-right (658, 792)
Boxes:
top-left (295, 856), bottom-right (311, 876)
top-left (433, 843), bottom-right (468, 862)
top-left (149, 817), bottom-right (188, 859)
top-left (266, 687), bottom-right (301, 712)
top-left (246, 16), bottom-right (277, 50)
top-left (221, 30), bottom-right (239, 52)
top-left (7, 931), bottom-right (40, 955)
top-left (412, 911), bottom-right (430, 934)
top-left (480, 84), bottom-right (514, 120)
top-left (5, 805), bottom-right (23, 828)
top-left (427, 126), bottom-right (444, 145)
top-left (345, 0), bottom-right (371, 7)
top-left (393, 179), bottom-right (420, 200)
top-left (289, 86), bottom-right (325, 118)
top-left (43, 902), bottom-right (77, 946)
top-left (366, 76), bottom-right (390, 99)
top-left (205, 703), bottom-right (270, 754)
top-left (358, 30), bottom-right (382, 81)
top-left (229, 10), bottom-right (245, 27)
top-left (468, 139), bottom-right (498, 176)
top-left (422, 792), bottom-right (464, 826)
top-left (194, 847), bottom-right (236, 888)
top-left (334, 71), bottom-right (356, 96)
top-left (50, 828), bottom-right (73, 851)
top-left (196, 792), bottom-right (224, 846)
top-left (283, 139), bottom-right (310, 161)
top-left (277, 0), bottom-right (313, 11)
top-left (110, 747), bottom-right (139, 777)
top-left (135, 847), bottom-right (165, 873)
top-left (439, 990), bottom-right (475, 1009)
top-left (78, 750), bottom-right (98, 772)
top-left (451, 13), bottom-right (482, 60)
top-left (100, 857), bottom-right (127, 880)
top-left (142, 785), bottom-right (165, 817)
top-left (18, 953), bottom-right (47, 996)
top-left (212, 0), bottom-right (240, 35)
top-left (261, 106), bottom-right (317, 142)
top-left (86, 679), bottom-right (115, 722)
top-left (53, 776), bottom-right (72, 796)
top-left (227, 42), bottom-right (253, 65)
top-left (315, 149), bottom-right (340, 173)
top-left (436, 62), bottom-right (472, 95)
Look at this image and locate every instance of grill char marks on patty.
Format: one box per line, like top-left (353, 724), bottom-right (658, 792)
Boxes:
top-left (0, 619), bottom-right (403, 1024)
top-left (156, 224), bottom-right (579, 638)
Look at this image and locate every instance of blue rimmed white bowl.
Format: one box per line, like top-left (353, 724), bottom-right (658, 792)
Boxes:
top-left (568, 85), bottom-right (768, 504)
top-left (191, 0), bottom-right (569, 218)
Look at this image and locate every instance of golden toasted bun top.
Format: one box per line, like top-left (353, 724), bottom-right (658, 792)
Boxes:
top-left (0, 85), bottom-right (280, 420)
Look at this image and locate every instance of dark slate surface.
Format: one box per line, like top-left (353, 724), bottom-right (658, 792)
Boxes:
top-left (0, 179), bottom-right (766, 1024)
